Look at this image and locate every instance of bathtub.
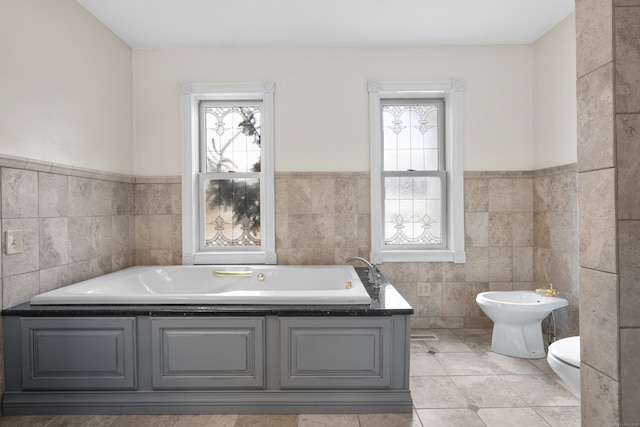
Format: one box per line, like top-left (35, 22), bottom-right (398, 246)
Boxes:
top-left (6, 266), bottom-right (414, 415)
top-left (29, 265), bottom-right (372, 305)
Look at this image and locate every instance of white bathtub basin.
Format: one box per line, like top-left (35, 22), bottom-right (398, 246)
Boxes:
top-left (30, 265), bottom-right (372, 305)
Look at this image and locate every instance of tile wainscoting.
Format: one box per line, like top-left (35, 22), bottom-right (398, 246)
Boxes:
top-left (0, 156), bottom-right (136, 310)
top-left (0, 156), bottom-right (578, 334)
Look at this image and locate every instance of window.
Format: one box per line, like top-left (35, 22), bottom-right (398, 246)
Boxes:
top-left (368, 80), bottom-right (465, 264)
top-left (181, 82), bottom-right (276, 265)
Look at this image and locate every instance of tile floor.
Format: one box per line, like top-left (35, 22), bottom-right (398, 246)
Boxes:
top-left (0, 329), bottom-right (580, 427)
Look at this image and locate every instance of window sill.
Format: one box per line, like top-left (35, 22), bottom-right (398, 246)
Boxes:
top-left (372, 250), bottom-right (466, 264)
top-left (184, 251), bottom-right (277, 265)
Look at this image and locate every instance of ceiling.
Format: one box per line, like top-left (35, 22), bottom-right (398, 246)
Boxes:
top-left (76, 0), bottom-right (575, 49)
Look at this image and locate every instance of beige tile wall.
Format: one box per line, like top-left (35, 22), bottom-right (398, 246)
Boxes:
top-left (133, 177), bottom-right (182, 266)
top-left (0, 158), bottom-right (135, 310)
top-left (533, 164), bottom-right (579, 336)
top-left (275, 172), bottom-right (371, 265)
top-left (246, 168), bottom-right (576, 332)
top-left (0, 158), bottom-right (579, 334)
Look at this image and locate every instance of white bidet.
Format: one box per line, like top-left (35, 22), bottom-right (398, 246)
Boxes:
top-left (476, 291), bottom-right (568, 358)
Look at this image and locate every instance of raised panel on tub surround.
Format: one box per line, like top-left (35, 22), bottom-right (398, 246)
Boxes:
top-left (20, 317), bottom-right (136, 390)
top-left (151, 317), bottom-right (265, 389)
top-left (279, 317), bottom-right (392, 389)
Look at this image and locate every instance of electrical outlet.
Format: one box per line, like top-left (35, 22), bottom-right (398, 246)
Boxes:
top-left (5, 230), bottom-right (24, 255)
top-left (417, 282), bottom-right (431, 297)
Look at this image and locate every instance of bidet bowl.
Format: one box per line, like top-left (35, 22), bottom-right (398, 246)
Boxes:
top-left (476, 291), bottom-right (568, 321)
top-left (476, 291), bottom-right (568, 359)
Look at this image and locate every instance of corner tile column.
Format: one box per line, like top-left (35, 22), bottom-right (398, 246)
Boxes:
top-left (615, 2), bottom-right (640, 424)
top-left (576, 0), bottom-right (640, 425)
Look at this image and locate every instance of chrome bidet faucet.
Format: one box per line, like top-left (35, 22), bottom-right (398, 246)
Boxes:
top-left (345, 256), bottom-right (381, 288)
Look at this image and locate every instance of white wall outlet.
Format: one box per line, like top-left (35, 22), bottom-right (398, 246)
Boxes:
top-left (5, 230), bottom-right (24, 255)
top-left (417, 282), bottom-right (431, 297)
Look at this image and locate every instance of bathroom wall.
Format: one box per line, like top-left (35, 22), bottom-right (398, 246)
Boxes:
top-left (133, 45), bottom-right (535, 174)
top-left (0, 0), bottom-right (134, 175)
top-left (532, 164), bottom-right (579, 336)
top-left (133, 177), bottom-right (182, 266)
top-left (0, 156), bottom-right (136, 310)
top-left (533, 14), bottom-right (578, 169)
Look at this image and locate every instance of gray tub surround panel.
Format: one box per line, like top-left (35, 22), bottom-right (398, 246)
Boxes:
top-left (20, 317), bottom-right (136, 391)
top-left (151, 317), bottom-right (264, 389)
top-left (2, 270), bottom-right (413, 415)
top-left (279, 317), bottom-right (392, 389)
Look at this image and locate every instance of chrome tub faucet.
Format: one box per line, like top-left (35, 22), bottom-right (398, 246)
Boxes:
top-left (345, 256), bottom-right (381, 288)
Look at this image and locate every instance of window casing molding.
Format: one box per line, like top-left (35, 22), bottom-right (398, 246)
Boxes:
top-left (181, 82), bottom-right (276, 265)
top-left (369, 80), bottom-right (465, 264)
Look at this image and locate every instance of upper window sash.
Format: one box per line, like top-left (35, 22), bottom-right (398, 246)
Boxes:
top-left (368, 80), bottom-right (465, 264)
top-left (381, 98), bottom-right (445, 172)
top-left (181, 82), bottom-right (276, 265)
top-left (198, 100), bottom-right (263, 174)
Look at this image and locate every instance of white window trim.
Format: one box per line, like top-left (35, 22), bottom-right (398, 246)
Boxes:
top-left (368, 80), bottom-right (466, 264)
top-left (180, 82), bottom-right (277, 265)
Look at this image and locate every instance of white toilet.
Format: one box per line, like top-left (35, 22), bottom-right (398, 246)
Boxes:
top-left (547, 336), bottom-right (580, 397)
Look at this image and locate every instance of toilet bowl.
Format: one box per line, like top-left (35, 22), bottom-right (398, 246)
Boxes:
top-left (476, 291), bottom-right (568, 358)
top-left (547, 336), bottom-right (580, 398)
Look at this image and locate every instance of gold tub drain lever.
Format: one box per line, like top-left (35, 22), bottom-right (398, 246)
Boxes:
top-left (213, 270), bottom-right (253, 277)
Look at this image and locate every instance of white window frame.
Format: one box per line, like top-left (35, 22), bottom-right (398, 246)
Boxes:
top-left (368, 80), bottom-right (465, 264)
top-left (181, 82), bottom-right (276, 265)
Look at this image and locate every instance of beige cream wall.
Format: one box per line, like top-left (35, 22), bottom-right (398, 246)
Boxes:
top-left (133, 45), bottom-right (535, 175)
top-left (533, 13), bottom-right (578, 169)
top-left (0, 0), bottom-right (134, 175)
top-left (0, 3), bottom-right (576, 177)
